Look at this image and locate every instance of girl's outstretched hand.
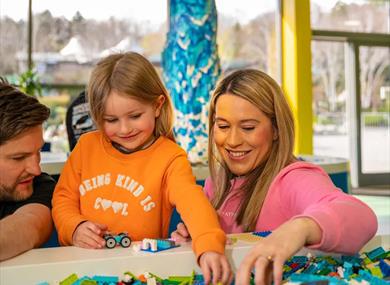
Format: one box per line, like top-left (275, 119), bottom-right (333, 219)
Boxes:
top-left (170, 222), bottom-right (191, 243)
top-left (235, 218), bottom-right (322, 285)
top-left (199, 251), bottom-right (233, 285)
top-left (72, 220), bottom-right (108, 249)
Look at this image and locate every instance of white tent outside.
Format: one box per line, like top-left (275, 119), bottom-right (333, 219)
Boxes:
top-left (99, 37), bottom-right (143, 58)
top-left (60, 37), bottom-right (88, 63)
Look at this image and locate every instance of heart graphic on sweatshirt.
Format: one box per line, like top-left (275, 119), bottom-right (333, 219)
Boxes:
top-left (112, 202), bottom-right (123, 213)
top-left (101, 199), bottom-right (112, 210)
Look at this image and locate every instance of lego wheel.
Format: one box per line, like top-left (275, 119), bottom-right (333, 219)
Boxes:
top-left (120, 236), bottom-right (131, 248)
top-left (105, 236), bottom-right (116, 249)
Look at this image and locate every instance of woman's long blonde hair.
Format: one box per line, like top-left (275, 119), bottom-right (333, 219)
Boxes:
top-left (88, 52), bottom-right (175, 141)
top-left (208, 69), bottom-right (295, 231)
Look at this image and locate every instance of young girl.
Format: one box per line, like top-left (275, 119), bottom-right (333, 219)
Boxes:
top-left (52, 52), bottom-right (231, 284)
top-left (171, 69), bottom-right (378, 285)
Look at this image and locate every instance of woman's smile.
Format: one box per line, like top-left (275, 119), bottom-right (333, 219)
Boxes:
top-left (214, 94), bottom-right (275, 176)
top-left (225, 149), bottom-right (251, 161)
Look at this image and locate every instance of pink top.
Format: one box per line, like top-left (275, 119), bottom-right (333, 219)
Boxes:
top-left (204, 161), bottom-right (378, 254)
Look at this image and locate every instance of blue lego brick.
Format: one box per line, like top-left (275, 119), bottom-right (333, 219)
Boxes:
top-left (379, 259), bottom-right (390, 278)
top-left (341, 255), bottom-right (362, 266)
top-left (73, 276), bottom-right (94, 285)
top-left (91, 275), bottom-right (118, 284)
top-left (290, 256), bottom-right (309, 264)
top-left (141, 239), bottom-right (179, 253)
top-left (301, 281), bottom-right (330, 285)
top-left (366, 247), bottom-right (386, 261)
top-left (252, 231), bottom-right (272, 237)
top-left (289, 273), bottom-right (348, 285)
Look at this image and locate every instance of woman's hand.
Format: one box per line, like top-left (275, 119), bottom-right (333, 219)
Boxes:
top-left (170, 222), bottom-right (191, 243)
top-left (72, 221), bottom-right (108, 249)
top-left (235, 218), bottom-right (322, 285)
top-left (199, 251), bottom-right (233, 285)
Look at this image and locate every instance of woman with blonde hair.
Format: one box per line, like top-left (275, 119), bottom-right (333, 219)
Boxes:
top-left (172, 69), bottom-right (377, 285)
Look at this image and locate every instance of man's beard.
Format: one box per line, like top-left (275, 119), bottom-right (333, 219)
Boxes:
top-left (0, 180), bottom-right (33, 202)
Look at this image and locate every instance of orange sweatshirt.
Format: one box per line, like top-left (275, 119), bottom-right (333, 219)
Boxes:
top-left (52, 131), bottom-right (225, 258)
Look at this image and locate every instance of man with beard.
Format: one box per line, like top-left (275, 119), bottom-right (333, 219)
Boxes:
top-left (0, 78), bottom-right (55, 261)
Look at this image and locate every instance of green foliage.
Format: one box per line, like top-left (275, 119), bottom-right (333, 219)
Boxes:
top-left (39, 94), bottom-right (70, 107)
top-left (39, 94), bottom-right (71, 126)
top-left (317, 116), bottom-right (336, 125)
top-left (364, 114), bottom-right (389, 127)
top-left (18, 69), bottom-right (42, 97)
top-left (378, 102), bottom-right (390, 112)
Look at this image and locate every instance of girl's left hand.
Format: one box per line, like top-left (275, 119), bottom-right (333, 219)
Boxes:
top-left (199, 251), bottom-right (233, 285)
top-left (235, 218), bottom-right (322, 285)
top-left (170, 222), bottom-right (191, 243)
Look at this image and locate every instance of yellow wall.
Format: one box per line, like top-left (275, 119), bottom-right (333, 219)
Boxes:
top-left (281, 0), bottom-right (313, 155)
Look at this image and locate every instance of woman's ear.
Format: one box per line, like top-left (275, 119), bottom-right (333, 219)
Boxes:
top-left (155, 95), bottom-right (165, 117)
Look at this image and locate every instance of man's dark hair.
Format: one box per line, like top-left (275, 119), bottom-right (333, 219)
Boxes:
top-left (0, 77), bottom-right (50, 146)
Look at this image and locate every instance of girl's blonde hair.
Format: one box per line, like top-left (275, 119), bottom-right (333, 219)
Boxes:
top-left (87, 52), bottom-right (175, 141)
top-left (208, 69), bottom-right (295, 231)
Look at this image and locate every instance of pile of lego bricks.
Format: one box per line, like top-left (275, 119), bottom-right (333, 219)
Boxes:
top-left (37, 246), bottom-right (389, 285)
top-left (282, 246), bottom-right (389, 285)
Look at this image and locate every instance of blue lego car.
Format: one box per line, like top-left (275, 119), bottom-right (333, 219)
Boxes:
top-left (103, 232), bottom-right (131, 249)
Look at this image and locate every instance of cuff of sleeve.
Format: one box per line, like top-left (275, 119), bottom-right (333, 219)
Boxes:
top-left (59, 216), bottom-right (86, 246)
top-left (293, 210), bottom-right (341, 252)
top-left (192, 230), bottom-right (226, 261)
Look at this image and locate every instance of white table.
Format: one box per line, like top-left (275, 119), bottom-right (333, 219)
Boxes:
top-left (0, 233), bottom-right (388, 285)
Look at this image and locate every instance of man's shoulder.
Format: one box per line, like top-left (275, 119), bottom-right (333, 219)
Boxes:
top-left (33, 173), bottom-right (56, 190)
top-left (30, 173), bottom-right (56, 207)
top-left (34, 172), bottom-right (56, 182)
top-left (0, 173), bottom-right (55, 219)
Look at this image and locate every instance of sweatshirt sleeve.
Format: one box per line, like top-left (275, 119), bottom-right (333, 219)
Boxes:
top-left (52, 140), bottom-right (87, 246)
top-left (278, 166), bottom-right (377, 254)
top-left (164, 154), bottom-right (226, 259)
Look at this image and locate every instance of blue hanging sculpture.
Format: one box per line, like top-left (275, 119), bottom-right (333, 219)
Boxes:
top-left (162, 0), bottom-right (221, 164)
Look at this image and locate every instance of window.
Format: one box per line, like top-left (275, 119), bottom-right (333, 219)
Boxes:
top-left (311, 0), bottom-right (389, 34)
top-left (359, 46), bottom-right (390, 173)
top-left (311, 0), bottom-right (390, 187)
top-left (216, 0), bottom-right (278, 79)
top-left (312, 41), bottom-right (348, 159)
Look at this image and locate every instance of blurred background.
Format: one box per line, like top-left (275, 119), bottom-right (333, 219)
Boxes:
top-left (0, 0), bottom-right (389, 191)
